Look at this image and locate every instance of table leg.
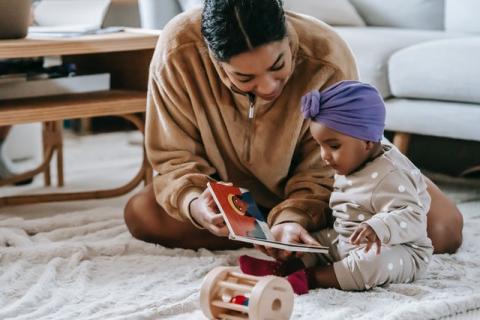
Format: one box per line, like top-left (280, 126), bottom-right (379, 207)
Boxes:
top-left (54, 121), bottom-right (64, 187)
top-left (43, 122), bottom-right (52, 186)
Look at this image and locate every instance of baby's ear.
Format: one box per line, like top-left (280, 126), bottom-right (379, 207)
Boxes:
top-left (365, 141), bottom-right (375, 151)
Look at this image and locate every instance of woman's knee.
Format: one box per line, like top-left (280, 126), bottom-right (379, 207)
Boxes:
top-left (123, 186), bottom-right (194, 246)
top-left (429, 210), bottom-right (463, 254)
top-left (426, 178), bottom-right (464, 253)
top-left (124, 192), bottom-right (150, 240)
top-left (448, 208), bottom-right (464, 252)
top-left (123, 185), bottom-right (163, 241)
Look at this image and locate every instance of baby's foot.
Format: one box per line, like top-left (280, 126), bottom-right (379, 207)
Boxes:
top-left (239, 255), bottom-right (304, 277)
top-left (286, 269), bottom-right (309, 295)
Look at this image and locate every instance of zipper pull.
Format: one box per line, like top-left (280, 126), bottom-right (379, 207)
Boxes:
top-left (247, 93), bottom-right (256, 119)
top-left (248, 104), bottom-right (255, 119)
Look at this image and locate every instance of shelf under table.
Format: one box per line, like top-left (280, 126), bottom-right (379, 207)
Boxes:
top-left (0, 90), bottom-right (147, 126)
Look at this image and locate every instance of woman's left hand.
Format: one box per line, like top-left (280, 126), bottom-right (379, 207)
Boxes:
top-left (255, 222), bottom-right (320, 261)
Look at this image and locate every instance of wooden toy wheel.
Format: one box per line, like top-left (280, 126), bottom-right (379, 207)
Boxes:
top-left (248, 276), bottom-right (294, 320)
top-left (200, 267), bottom-right (294, 320)
top-left (200, 266), bottom-right (236, 319)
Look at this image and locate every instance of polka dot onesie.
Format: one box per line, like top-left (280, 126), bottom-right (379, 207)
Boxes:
top-left (311, 144), bottom-right (433, 290)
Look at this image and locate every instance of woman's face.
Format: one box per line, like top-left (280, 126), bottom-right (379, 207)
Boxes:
top-left (221, 38), bottom-right (292, 101)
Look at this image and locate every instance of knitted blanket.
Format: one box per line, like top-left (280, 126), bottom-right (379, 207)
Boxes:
top-left (1, 201), bottom-right (479, 320)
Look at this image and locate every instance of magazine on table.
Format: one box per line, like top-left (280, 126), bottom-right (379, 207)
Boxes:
top-left (207, 181), bottom-right (328, 253)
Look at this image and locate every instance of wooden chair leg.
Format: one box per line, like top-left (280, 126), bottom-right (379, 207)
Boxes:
top-left (393, 132), bottom-right (411, 155)
top-left (42, 122), bottom-right (52, 186)
top-left (54, 121), bottom-right (64, 187)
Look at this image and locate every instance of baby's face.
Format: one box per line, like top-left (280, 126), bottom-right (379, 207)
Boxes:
top-left (310, 122), bottom-right (372, 176)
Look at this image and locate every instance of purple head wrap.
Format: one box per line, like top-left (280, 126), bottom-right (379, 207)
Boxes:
top-left (301, 80), bottom-right (385, 142)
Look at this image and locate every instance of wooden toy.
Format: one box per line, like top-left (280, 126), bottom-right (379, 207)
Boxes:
top-left (200, 266), bottom-right (294, 320)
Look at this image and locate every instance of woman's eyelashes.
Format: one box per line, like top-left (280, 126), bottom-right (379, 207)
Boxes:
top-left (238, 76), bottom-right (253, 83)
top-left (270, 62), bottom-right (285, 71)
top-left (236, 62), bottom-right (286, 83)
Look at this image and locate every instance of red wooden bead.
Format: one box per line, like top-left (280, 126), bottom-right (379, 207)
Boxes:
top-left (230, 295), bottom-right (249, 306)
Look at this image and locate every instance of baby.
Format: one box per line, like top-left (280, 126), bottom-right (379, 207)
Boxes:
top-left (240, 80), bottom-right (433, 293)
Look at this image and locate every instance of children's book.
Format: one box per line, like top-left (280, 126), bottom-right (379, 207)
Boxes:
top-left (207, 181), bottom-right (328, 253)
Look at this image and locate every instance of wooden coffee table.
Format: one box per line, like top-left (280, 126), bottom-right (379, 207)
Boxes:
top-left (0, 30), bottom-right (158, 206)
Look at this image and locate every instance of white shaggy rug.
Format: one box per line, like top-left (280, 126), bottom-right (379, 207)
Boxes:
top-left (1, 132), bottom-right (480, 320)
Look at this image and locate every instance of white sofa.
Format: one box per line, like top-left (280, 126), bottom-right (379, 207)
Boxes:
top-left (324, 0), bottom-right (480, 155)
top-left (142, 0), bottom-right (480, 155)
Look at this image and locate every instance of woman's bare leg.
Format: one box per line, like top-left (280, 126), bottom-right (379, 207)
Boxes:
top-left (124, 177), bottom-right (463, 252)
top-left (425, 177), bottom-right (464, 254)
top-left (310, 265), bottom-right (341, 289)
top-left (124, 184), bottom-right (247, 250)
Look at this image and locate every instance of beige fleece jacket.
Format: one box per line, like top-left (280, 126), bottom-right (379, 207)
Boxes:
top-left (145, 9), bottom-right (358, 231)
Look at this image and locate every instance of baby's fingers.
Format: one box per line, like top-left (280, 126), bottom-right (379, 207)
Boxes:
top-left (364, 240), bottom-right (373, 253)
top-left (353, 228), bottom-right (369, 245)
top-left (350, 228), bottom-right (362, 244)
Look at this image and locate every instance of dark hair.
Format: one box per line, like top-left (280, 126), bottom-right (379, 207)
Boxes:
top-left (201, 0), bottom-right (286, 62)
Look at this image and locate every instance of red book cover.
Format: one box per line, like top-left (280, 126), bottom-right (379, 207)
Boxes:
top-left (207, 182), bottom-right (328, 253)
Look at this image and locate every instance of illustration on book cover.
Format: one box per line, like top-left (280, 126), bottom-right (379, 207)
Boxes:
top-left (208, 181), bottom-right (273, 240)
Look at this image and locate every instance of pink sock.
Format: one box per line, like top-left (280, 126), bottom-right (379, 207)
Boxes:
top-left (239, 255), bottom-right (305, 277)
top-left (286, 269), bottom-right (310, 295)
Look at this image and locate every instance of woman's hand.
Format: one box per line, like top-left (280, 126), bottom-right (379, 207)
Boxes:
top-left (189, 187), bottom-right (229, 237)
top-left (349, 223), bottom-right (381, 254)
top-left (256, 222), bottom-right (320, 261)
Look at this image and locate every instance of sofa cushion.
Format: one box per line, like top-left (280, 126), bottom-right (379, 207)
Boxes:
top-left (349, 0), bottom-right (444, 30)
top-left (284, 0), bottom-right (365, 26)
top-left (178, 0), bottom-right (203, 11)
top-left (445, 0), bottom-right (480, 33)
top-left (385, 99), bottom-right (480, 142)
top-left (389, 38), bottom-right (480, 104)
top-left (335, 27), bottom-right (453, 98)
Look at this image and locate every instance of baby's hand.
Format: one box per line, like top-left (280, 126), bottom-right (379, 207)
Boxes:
top-left (350, 223), bottom-right (381, 255)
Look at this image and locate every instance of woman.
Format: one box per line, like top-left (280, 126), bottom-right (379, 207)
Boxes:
top-left (124, 0), bottom-right (463, 254)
